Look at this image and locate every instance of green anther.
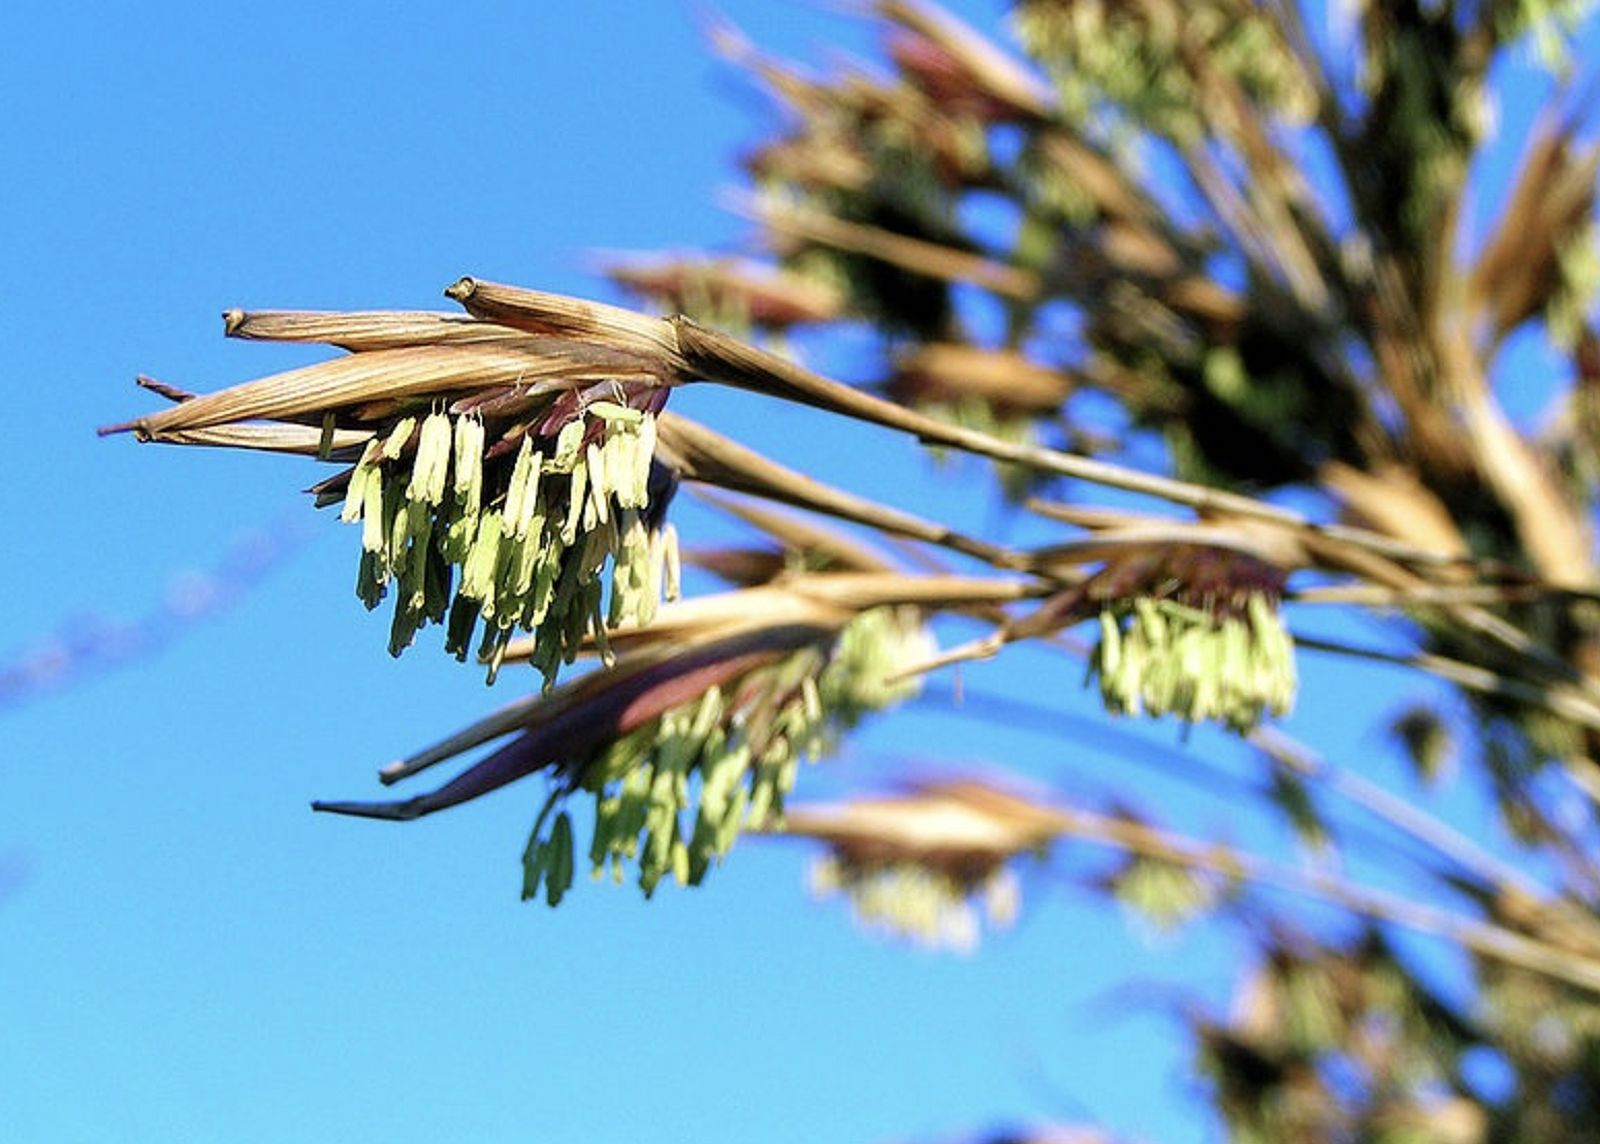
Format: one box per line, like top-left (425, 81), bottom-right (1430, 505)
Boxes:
top-left (501, 437), bottom-right (537, 538)
top-left (356, 549), bottom-right (387, 609)
top-left (422, 541), bottom-right (450, 623)
top-left (634, 414), bottom-right (657, 506)
top-left (670, 837), bottom-right (691, 887)
top-left (490, 513), bottom-right (529, 618)
top-left (589, 796), bottom-right (616, 870)
top-left (385, 481), bottom-right (410, 575)
top-left (341, 457), bottom-right (372, 524)
top-left (1148, 649), bottom-right (1179, 717)
top-left (547, 812), bottom-right (574, 907)
top-left (663, 523), bottom-right (681, 601)
top-left (407, 411), bottom-right (451, 505)
top-left (425, 413), bottom-right (452, 505)
top-left (562, 462), bottom-right (588, 546)
top-left (382, 417), bottom-right (417, 461)
top-left (586, 579), bottom-right (612, 667)
top-left (527, 543), bottom-right (561, 627)
top-left (452, 414), bottom-right (484, 515)
top-left (505, 528), bottom-right (539, 601)
top-left (406, 501), bottom-right (431, 612)
top-left (801, 675), bottom-right (823, 725)
top-left (1109, 622), bottom-right (1142, 715)
top-left (619, 764), bottom-right (651, 838)
top-left (388, 596), bottom-right (423, 657)
top-left (443, 593), bottom-right (480, 660)
top-left (442, 512), bottom-right (475, 565)
top-left (516, 453), bottom-right (544, 541)
top-left (461, 511), bottom-right (504, 604)
top-left (1222, 615), bottom-right (1248, 693)
top-left (360, 464), bottom-right (386, 553)
top-left (585, 400), bottom-right (643, 425)
top-left (1173, 623), bottom-right (1204, 718)
top-left (716, 768), bottom-right (749, 855)
top-left (602, 432), bottom-right (634, 511)
top-left (523, 837), bottom-right (550, 902)
top-left (747, 771), bottom-right (775, 825)
top-left (552, 418), bottom-right (586, 471)
top-left (1192, 629), bottom-right (1222, 723)
top-left (1097, 609), bottom-right (1122, 680)
top-left (1132, 598), bottom-right (1161, 649)
top-left (585, 441), bottom-right (610, 526)
top-left (691, 686), bottom-right (725, 742)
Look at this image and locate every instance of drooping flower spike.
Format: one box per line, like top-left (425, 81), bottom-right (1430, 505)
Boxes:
top-left (311, 574), bottom-right (1021, 903)
top-left (783, 779), bottom-right (1063, 951)
top-left (103, 286), bottom-right (683, 685)
top-left (1010, 525), bottom-right (1299, 733)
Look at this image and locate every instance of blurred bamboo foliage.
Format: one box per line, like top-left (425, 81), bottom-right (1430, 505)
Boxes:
top-left (105, 0), bottom-right (1600, 1138)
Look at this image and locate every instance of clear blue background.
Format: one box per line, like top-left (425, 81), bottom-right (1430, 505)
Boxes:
top-left (1, 3), bottom-right (1589, 1142)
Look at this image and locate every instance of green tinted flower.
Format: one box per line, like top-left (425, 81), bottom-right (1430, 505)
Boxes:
top-left (1083, 544), bottom-right (1295, 732)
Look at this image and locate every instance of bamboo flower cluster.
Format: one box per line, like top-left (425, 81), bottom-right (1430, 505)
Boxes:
top-left (101, 287), bottom-right (683, 686)
top-left (1066, 542), bottom-right (1295, 732)
top-left (340, 397), bottom-right (675, 680)
top-left (1090, 591), bottom-right (1295, 733)
top-left (781, 780), bottom-right (1061, 952)
top-left (523, 606), bottom-right (934, 903)
top-left (808, 857), bottom-right (1020, 953)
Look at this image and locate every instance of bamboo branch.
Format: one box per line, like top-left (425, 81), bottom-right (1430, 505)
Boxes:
top-left (655, 412), bottom-right (1039, 573)
top-left (1039, 802), bottom-right (1600, 995)
top-left (1248, 726), bottom-right (1551, 902)
top-left (736, 194), bottom-right (1042, 300)
top-left (1295, 634), bottom-right (1600, 745)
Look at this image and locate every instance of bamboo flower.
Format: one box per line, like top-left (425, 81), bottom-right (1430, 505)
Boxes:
top-left (103, 296), bottom-right (681, 684)
top-left (311, 579), bottom-right (953, 902)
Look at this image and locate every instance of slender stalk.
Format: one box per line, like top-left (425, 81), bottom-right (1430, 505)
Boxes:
top-left (1290, 582), bottom-right (1591, 606)
top-left (1294, 634), bottom-right (1600, 736)
top-left (665, 314), bottom-right (1533, 576)
top-left (1042, 804), bottom-right (1600, 995)
top-left (1249, 726), bottom-right (1552, 901)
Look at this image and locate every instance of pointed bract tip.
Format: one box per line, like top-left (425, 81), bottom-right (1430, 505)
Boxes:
top-left (222, 308), bottom-right (246, 335)
top-left (310, 798), bottom-right (421, 821)
top-left (444, 276), bottom-right (477, 303)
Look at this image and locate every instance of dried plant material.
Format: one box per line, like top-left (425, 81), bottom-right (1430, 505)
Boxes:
top-left (222, 308), bottom-right (541, 351)
top-left (1470, 117), bottom-right (1600, 348)
top-left (442, 276), bottom-right (686, 366)
top-left (602, 255), bottom-right (844, 329)
top-left (105, 294), bottom-right (681, 683)
top-left (877, 0), bottom-right (1053, 121)
top-left (747, 194), bottom-right (1041, 301)
top-left (1319, 461), bottom-right (1470, 564)
top-left (889, 342), bottom-right (1072, 414)
top-left (107, 343), bottom-right (639, 440)
top-left (783, 779), bottom-right (1059, 948)
top-left (655, 412), bottom-right (1032, 569)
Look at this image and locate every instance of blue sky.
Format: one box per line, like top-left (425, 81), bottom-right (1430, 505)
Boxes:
top-left (1, 3), bottom-right (1591, 1142)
